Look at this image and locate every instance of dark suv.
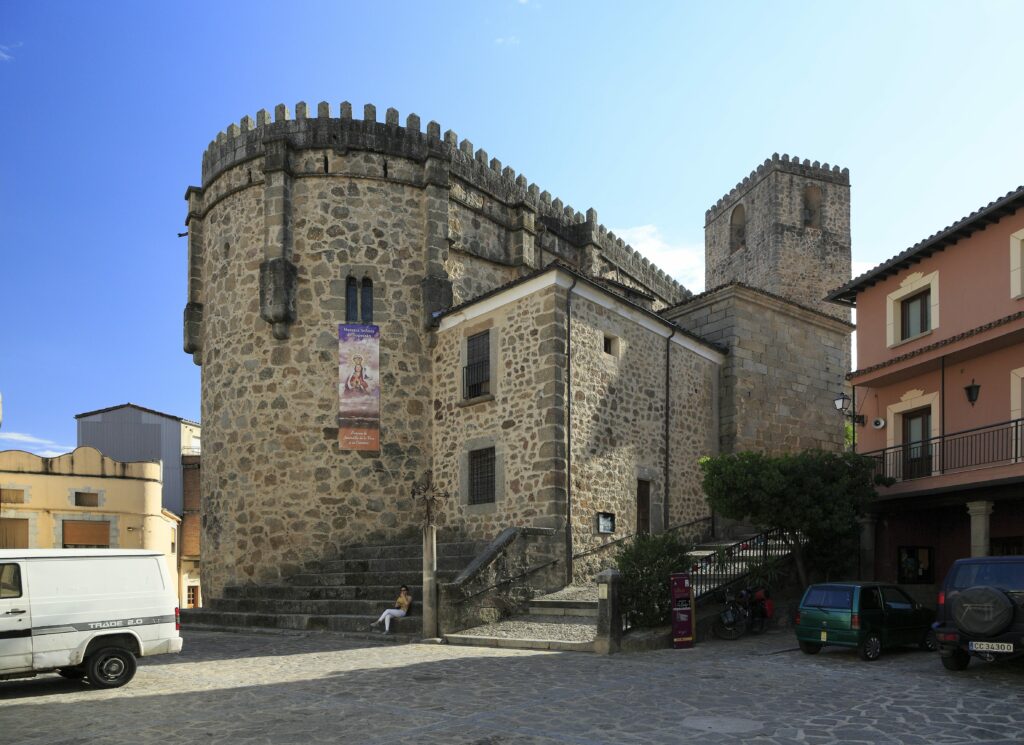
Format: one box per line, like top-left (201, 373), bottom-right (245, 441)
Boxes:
top-left (934, 556), bottom-right (1024, 671)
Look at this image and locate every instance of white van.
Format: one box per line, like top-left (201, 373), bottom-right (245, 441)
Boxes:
top-left (0, 549), bottom-right (183, 688)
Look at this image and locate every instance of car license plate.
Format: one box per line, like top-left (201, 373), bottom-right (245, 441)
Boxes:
top-left (820, 631), bottom-right (827, 642)
top-left (968, 641), bottom-right (1013, 652)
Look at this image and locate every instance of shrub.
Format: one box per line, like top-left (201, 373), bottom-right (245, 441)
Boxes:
top-left (615, 532), bottom-right (693, 628)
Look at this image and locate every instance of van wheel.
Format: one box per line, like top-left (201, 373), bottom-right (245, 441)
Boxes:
top-left (57, 667), bottom-right (86, 680)
top-left (799, 641), bottom-right (822, 655)
top-left (86, 647), bottom-right (137, 689)
top-left (858, 632), bottom-right (882, 661)
top-left (941, 648), bottom-right (970, 671)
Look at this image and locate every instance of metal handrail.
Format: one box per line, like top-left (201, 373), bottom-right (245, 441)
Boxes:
top-left (688, 527), bottom-right (805, 600)
top-left (860, 418), bottom-right (1023, 482)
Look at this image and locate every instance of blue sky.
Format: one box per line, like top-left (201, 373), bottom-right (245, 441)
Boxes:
top-left (2, 1), bottom-right (1023, 455)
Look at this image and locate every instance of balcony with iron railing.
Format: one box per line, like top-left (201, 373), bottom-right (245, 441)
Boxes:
top-left (861, 418), bottom-right (1024, 493)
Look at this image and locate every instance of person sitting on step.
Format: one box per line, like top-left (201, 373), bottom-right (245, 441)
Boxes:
top-left (370, 585), bottom-right (413, 634)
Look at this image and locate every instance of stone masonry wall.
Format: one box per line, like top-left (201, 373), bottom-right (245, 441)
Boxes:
top-left (432, 284), bottom-right (568, 547)
top-left (568, 293), bottom-right (719, 581)
top-left (704, 155), bottom-right (851, 322)
top-left (667, 285), bottom-right (850, 455)
top-left (195, 149), bottom-right (435, 597)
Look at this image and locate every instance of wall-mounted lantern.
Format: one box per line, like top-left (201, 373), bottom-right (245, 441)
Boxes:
top-left (833, 392), bottom-right (865, 425)
top-left (964, 379), bottom-right (981, 406)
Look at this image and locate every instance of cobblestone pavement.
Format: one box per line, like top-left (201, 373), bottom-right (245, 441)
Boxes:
top-left (1, 629), bottom-right (1023, 744)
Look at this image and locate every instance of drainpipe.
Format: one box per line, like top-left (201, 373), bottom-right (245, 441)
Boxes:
top-left (664, 330), bottom-right (676, 533)
top-left (852, 384), bottom-right (857, 453)
top-left (564, 277), bottom-right (578, 586)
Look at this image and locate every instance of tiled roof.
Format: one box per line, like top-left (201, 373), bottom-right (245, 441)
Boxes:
top-left (665, 281), bottom-right (855, 329)
top-left (848, 310), bottom-right (1024, 379)
top-left (827, 184), bottom-right (1024, 306)
top-left (434, 261), bottom-right (728, 355)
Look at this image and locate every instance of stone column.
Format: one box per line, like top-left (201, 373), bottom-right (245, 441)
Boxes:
top-left (594, 569), bottom-right (622, 655)
top-left (966, 500), bottom-right (994, 557)
top-left (858, 515), bottom-right (877, 581)
top-left (422, 523), bottom-right (438, 639)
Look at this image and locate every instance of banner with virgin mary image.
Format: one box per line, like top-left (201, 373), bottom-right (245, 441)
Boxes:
top-left (338, 324), bottom-right (381, 451)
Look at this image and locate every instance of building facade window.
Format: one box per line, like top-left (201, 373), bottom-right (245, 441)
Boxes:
top-left (345, 276), bottom-right (374, 324)
top-left (0, 489), bottom-right (25, 504)
top-left (61, 519), bottom-right (110, 548)
top-left (74, 491), bottom-right (99, 507)
top-left (900, 289), bottom-right (931, 340)
top-left (603, 334), bottom-right (620, 357)
top-left (468, 447), bottom-right (496, 505)
top-left (463, 330), bottom-right (491, 399)
top-left (729, 204), bottom-right (747, 253)
top-left (886, 271), bottom-right (939, 347)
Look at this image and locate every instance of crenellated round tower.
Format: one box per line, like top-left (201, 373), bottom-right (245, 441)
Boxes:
top-left (183, 100), bottom-right (691, 597)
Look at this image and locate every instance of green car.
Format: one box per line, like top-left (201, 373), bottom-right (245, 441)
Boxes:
top-left (795, 583), bottom-right (936, 661)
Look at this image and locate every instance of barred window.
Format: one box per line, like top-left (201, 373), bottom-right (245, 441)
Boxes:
top-left (463, 330), bottom-right (490, 399)
top-left (468, 447), bottom-right (496, 505)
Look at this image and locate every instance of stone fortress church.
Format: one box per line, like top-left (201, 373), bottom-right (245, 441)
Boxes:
top-left (183, 101), bottom-right (852, 603)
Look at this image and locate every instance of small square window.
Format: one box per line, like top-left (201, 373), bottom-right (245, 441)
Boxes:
top-left (603, 335), bottom-right (620, 357)
top-left (468, 447), bottom-right (496, 505)
top-left (74, 492), bottom-right (99, 507)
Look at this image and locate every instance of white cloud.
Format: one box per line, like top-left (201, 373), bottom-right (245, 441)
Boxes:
top-left (0, 43), bottom-right (22, 62)
top-left (494, 36), bottom-right (520, 46)
top-left (610, 225), bottom-right (705, 293)
top-left (0, 432), bottom-right (75, 456)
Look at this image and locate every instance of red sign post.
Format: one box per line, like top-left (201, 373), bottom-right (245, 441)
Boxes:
top-left (670, 572), bottom-right (694, 649)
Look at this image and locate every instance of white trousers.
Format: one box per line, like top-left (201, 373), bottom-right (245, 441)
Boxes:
top-left (376, 608), bottom-right (406, 630)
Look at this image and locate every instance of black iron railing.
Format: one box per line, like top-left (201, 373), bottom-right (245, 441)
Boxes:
top-left (688, 528), bottom-right (803, 600)
top-left (862, 418), bottom-right (1024, 482)
top-left (462, 361), bottom-right (490, 399)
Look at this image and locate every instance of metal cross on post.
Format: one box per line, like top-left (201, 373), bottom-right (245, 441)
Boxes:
top-left (412, 471), bottom-right (448, 639)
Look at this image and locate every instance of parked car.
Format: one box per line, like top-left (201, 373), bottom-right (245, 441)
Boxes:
top-left (0, 549), bottom-right (182, 688)
top-left (933, 556), bottom-right (1024, 671)
top-left (795, 582), bottom-right (936, 661)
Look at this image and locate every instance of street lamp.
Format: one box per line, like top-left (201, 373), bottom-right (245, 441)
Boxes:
top-left (834, 392), bottom-right (865, 425)
top-left (964, 379), bottom-right (981, 406)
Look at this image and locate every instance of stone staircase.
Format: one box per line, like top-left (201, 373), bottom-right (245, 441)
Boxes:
top-left (445, 587), bottom-right (599, 652)
top-left (182, 540), bottom-right (481, 641)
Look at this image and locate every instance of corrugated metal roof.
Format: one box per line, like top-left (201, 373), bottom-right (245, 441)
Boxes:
top-left (74, 403), bottom-right (200, 426)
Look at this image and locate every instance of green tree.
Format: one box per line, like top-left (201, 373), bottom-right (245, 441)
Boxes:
top-left (700, 450), bottom-right (878, 587)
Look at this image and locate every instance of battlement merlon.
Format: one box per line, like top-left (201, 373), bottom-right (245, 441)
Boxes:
top-left (188, 100), bottom-right (690, 305)
top-left (704, 153), bottom-right (851, 226)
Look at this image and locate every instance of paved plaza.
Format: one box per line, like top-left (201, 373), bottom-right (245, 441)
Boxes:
top-left (1, 629), bottom-right (1022, 745)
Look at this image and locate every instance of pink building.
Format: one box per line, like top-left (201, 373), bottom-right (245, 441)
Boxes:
top-left (828, 186), bottom-right (1024, 597)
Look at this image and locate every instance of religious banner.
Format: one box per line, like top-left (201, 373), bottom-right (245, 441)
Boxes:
top-left (338, 324), bottom-right (381, 451)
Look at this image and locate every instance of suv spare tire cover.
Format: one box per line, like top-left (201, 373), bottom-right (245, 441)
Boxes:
top-left (950, 586), bottom-right (1015, 637)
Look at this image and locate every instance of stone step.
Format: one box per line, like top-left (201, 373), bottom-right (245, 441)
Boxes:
top-left (325, 541), bottom-right (483, 561)
top-left (527, 599), bottom-right (598, 617)
top-left (181, 608), bottom-right (422, 635)
top-left (316, 555), bottom-right (473, 574)
top-left (287, 570), bottom-right (460, 587)
top-left (222, 584), bottom-right (419, 601)
top-left (209, 597), bottom-right (416, 616)
top-left (444, 635), bottom-right (594, 653)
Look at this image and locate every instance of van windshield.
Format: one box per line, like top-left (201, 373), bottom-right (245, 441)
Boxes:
top-left (803, 586), bottom-right (853, 609)
top-left (950, 563), bottom-right (1024, 591)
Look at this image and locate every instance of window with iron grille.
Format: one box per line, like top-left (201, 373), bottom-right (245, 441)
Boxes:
top-left (468, 447), bottom-right (496, 505)
top-left (463, 330), bottom-right (490, 399)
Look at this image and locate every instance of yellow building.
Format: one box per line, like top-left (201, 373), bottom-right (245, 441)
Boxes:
top-left (0, 446), bottom-right (180, 596)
